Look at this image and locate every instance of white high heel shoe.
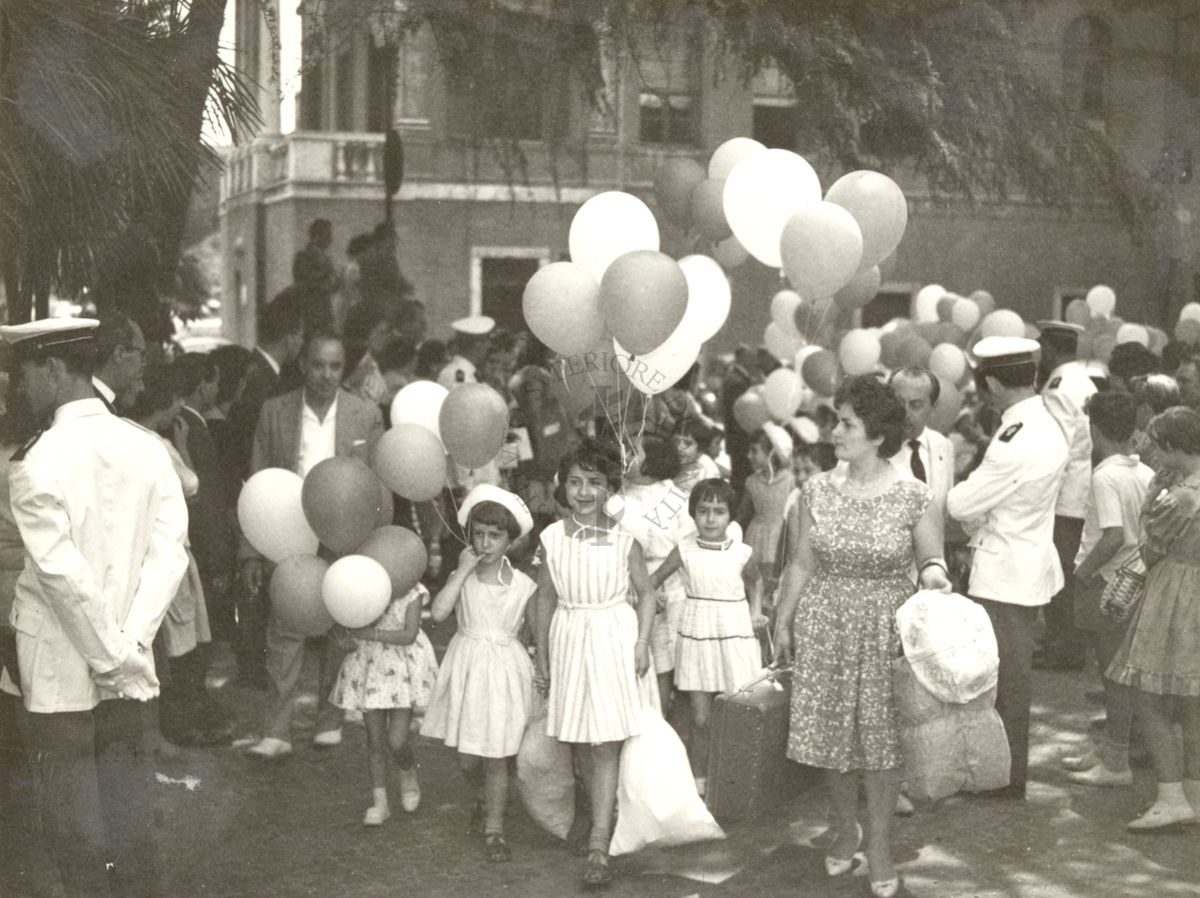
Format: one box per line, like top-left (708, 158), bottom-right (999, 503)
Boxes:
top-left (870, 875), bottom-right (900, 897)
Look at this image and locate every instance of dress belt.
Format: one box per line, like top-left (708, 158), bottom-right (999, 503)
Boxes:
top-left (457, 627), bottom-right (515, 647)
top-left (557, 597), bottom-right (630, 612)
top-left (686, 594), bottom-right (744, 603)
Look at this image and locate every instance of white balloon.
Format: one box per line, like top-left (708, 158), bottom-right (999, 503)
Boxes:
top-left (613, 331), bottom-right (702, 397)
top-left (676, 254), bottom-right (731, 343)
top-left (568, 191), bottom-right (660, 283)
top-left (1180, 302), bottom-right (1200, 323)
top-left (950, 298), bottom-right (981, 332)
top-left (708, 137), bottom-right (767, 180)
top-left (390, 381), bottom-right (447, 443)
top-left (1115, 323), bottom-right (1150, 347)
top-left (838, 329), bottom-right (882, 376)
top-left (764, 321), bottom-right (803, 361)
top-left (929, 343), bottom-right (967, 383)
top-left (1086, 284), bottom-right (1116, 319)
top-left (723, 150), bottom-right (822, 268)
top-left (771, 289), bottom-right (804, 331)
top-left (322, 556), bottom-right (392, 628)
top-left (824, 170), bottom-right (909, 271)
top-left (912, 284), bottom-right (945, 323)
top-left (237, 469), bottom-right (319, 563)
top-left (762, 367), bottom-right (804, 419)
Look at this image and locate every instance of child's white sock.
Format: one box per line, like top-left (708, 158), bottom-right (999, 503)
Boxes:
top-left (373, 786), bottom-right (389, 811)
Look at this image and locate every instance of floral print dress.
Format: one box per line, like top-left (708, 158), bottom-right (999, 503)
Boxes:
top-left (330, 585), bottom-right (438, 711)
top-left (787, 474), bottom-right (929, 772)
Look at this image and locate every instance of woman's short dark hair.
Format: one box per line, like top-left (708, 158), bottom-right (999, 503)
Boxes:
top-left (468, 500), bottom-right (520, 540)
top-left (376, 336), bottom-right (417, 374)
top-left (415, 340), bottom-right (448, 379)
top-left (688, 478), bottom-right (736, 520)
top-left (1146, 406), bottom-right (1200, 456)
top-left (1085, 390), bottom-right (1137, 444)
top-left (170, 352), bottom-right (218, 398)
top-left (1131, 373), bottom-right (1181, 415)
top-left (639, 433), bottom-right (681, 482)
top-left (554, 437), bottom-right (624, 507)
top-left (833, 375), bottom-right (906, 458)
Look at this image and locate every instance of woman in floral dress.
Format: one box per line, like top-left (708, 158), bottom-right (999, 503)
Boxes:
top-left (774, 377), bottom-right (949, 898)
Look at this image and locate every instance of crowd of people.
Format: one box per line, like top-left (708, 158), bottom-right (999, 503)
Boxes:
top-left (2, 225), bottom-right (1200, 895)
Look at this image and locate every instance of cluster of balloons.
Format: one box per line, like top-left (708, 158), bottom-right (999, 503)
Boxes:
top-left (238, 460), bottom-right (428, 635)
top-left (522, 190), bottom-right (732, 400)
top-left (237, 375), bottom-right (512, 632)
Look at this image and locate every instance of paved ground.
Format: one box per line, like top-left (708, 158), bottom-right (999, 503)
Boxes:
top-left (7, 652), bottom-right (1200, 897)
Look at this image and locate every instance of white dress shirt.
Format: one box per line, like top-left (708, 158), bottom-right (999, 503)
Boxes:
top-left (8, 399), bottom-right (189, 712)
top-left (947, 395), bottom-right (1068, 606)
top-left (889, 427), bottom-right (955, 521)
top-left (297, 392), bottom-right (338, 478)
top-left (1041, 360), bottom-right (1096, 519)
top-left (257, 346), bottom-right (281, 377)
top-left (92, 376), bottom-right (116, 407)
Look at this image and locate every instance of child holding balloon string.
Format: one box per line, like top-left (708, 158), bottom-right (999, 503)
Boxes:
top-left (421, 485), bottom-right (539, 863)
top-left (534, 437), bottom-right (657, 889)
top-left (328, 579), bottom-right (438, 826)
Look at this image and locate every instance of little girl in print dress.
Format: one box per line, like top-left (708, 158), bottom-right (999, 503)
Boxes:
top-left (330, 582), bottom-right (438, 826)
top-left (422, 485), bottom-right (538, 863)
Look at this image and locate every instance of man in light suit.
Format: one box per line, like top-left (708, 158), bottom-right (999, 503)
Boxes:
top-left (241, 332), bottom-right (384, 760)
top-left (888, 367), bottom-right (956, 522)
top-left (2, 318), bottom-right (188, 897)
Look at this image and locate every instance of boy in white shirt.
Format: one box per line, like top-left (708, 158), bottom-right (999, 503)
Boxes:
top-left (1063, 390), bottom-right (1155, 786)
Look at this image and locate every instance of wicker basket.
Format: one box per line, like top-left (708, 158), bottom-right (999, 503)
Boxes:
top-left (1100, 555), bottom-right (1146, 624)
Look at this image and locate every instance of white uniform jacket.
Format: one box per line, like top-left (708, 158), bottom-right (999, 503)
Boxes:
top-left (437, 355), bottom-right (477, 390)
top-left (946, 395), bottom-right (1068, 606)
top-left (8, 399), bottom-right (189, 712)
top-left (1041, 361), bottom-right (1095, 519)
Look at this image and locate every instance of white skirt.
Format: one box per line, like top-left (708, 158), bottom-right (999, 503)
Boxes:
top-left (674, 597), bottom-right (761, 694)
top-left (547, 601), bottom-right (641, 744)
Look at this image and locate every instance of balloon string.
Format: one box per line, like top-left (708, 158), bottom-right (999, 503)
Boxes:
top-left (586, 367), bottom-right (621, 450)
top-left (434, 488), bottom-right (470, 548)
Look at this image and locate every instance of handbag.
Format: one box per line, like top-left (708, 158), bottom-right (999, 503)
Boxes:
top-left (1099, 548), bottom-right (1146, 624)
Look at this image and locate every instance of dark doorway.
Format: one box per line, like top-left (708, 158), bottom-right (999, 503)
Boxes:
top-left (861, 290), bottom-right (912, 328)
top-left (481, 256), bottom-right (541, 334)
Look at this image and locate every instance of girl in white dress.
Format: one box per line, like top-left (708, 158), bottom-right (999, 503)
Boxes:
top-left (329, 583), bottom-right (437, 827)
top-left (651, 478), bottom-right (765, 795)
top-left (534, 438), bottom-right (656, 889)
top-left (622, 432), bottom-right (696, 713)
top-left (422, 486), bottom-right (537, 863)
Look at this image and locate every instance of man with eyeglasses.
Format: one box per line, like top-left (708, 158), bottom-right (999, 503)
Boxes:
top-left (92, 314), bottom-right (147, 414)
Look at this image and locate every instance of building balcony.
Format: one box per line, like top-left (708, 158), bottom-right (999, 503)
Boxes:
top-left (219, 129), bottom-right (711, 206)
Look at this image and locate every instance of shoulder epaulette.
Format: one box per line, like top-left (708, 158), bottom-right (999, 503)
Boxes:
top-left (10, 430), bottom-right (44, 462)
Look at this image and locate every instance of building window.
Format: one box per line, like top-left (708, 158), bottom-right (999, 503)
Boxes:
top-left (395, 28), bottom-right (432, 126)
top-left (366, 41), bottom-right (396, 132)
top-left (635, 35), bottom-right (699, 146)
top-left (470, 248), bottom-right (550, 333)
top-left (751, 63), bottom-right (797, 150)
top-left (1063, 15), bottom-right (1111, 125)
top-left (861, 289), bottom-right (913, 329)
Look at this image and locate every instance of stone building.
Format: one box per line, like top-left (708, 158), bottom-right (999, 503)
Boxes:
top-left (220, 1), bottom-right (1200, 349)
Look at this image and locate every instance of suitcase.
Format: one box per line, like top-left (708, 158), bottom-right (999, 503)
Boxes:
top-left (705, 666), bottom-right (804, 821)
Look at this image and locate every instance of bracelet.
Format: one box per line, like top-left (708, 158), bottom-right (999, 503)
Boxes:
top-left (919, 558), bottom-right (948, 574)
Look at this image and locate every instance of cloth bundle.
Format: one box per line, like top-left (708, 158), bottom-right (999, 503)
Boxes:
top-left (893, 656), bottom-right (1011, 801)
top-left (515, 694), bottom-right (575, 839)
top-left (610, 692), bottom-right (724, 856)
top-left (896, 590), bottom-right (998, 704)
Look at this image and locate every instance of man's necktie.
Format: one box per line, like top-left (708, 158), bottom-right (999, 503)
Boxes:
top-left (909, 439), bottom-right (927, 483)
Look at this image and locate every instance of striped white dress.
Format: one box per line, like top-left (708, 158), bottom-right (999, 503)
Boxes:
top-left (675, 536), bottom-right (762, 693)
top-left (542, 520), bottom-right (642, 744)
